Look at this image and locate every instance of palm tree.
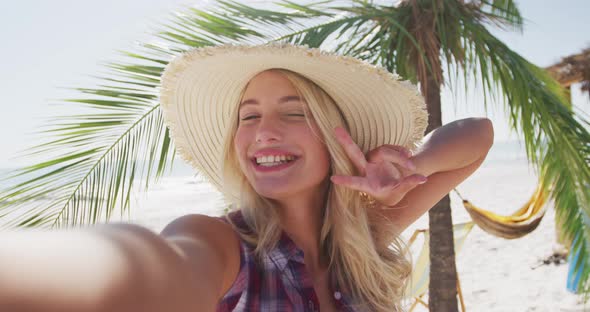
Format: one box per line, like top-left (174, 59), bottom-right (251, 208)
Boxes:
top-left (1, 0), bottom-right (589, 310)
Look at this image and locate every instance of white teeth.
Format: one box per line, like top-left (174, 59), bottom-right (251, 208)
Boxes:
top-left (255, 155), bottom-right (296, 164)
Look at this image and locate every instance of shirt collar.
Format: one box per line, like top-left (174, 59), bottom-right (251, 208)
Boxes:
top-left (267, 230), bottom-right (357, 311)
top-left (268, 231), bottom-right (306, 271)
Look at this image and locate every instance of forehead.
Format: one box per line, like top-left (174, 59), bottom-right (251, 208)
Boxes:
top-left (239, 70), bottom-right (305, 108)
top-left (243, 70), bottom-right (296, 93)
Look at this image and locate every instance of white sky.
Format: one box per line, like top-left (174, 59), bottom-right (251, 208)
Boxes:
top-left (0, 0), bottom-right (589, 168)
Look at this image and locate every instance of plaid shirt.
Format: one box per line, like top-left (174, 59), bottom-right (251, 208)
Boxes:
top-left (216, 211), bottom-right (358, 312)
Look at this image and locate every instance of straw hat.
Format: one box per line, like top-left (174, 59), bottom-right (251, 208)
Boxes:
top-left (159, 43), bottom-right (428, 199)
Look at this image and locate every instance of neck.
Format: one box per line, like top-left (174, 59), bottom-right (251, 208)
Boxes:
top-left (274, 185), bottom-right (329, 275)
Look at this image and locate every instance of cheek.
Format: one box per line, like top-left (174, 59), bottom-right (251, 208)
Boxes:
top-left (304, 128), bottom-right (331, 173)
top-left (306, 141), bottom-right (331, 184)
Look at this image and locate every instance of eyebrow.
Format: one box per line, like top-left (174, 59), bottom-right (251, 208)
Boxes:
top-left (239, 95), bottom-right (303, 108)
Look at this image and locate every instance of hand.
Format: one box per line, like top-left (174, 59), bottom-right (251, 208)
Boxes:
top-left (330, 127), bottom-right (428, 208)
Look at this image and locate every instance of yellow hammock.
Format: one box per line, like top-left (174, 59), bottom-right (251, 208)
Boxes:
top-left (453, 181), bottom-right (550, 239)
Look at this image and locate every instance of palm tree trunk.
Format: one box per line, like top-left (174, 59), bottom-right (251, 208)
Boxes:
top-left (425, 75), bottom-right (459, 312)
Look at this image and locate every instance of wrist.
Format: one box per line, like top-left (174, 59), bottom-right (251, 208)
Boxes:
top-left (405, 152), bottom-right (434, 177)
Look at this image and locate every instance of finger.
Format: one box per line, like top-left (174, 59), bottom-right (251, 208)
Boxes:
top-left (372, 144), bottom-right (412, 157)
top-left (366, 146), bottom-right (415, 170)
top-left (334, 127), bottom-right (367, 173)
top-left (399, 147), bottom-right (413, 158)
top-left (393, 174), bottom-right (428, 193)
top-left (379, 175), bottom-right (427, 207)
top-left (386, 145), bottom-right (413, 158)
top-left (330, 175), bottom-right (371, 193)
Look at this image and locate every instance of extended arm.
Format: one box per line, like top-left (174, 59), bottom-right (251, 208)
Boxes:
top-left (0, 215), bottom-right (239, 312)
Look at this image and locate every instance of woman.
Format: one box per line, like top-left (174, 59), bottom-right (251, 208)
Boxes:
top-left (0, 44), bottom-right (493, 312)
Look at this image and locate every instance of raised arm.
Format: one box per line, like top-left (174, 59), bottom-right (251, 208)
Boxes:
top-left (331, 117), bottom-right (494, 233)
top-left (0, 215), bottom-right (240, 312)
top-left (384, 117), bottom-right (494, 231)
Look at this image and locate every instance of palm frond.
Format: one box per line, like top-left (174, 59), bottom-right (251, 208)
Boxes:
top-left (478, 0), bottom-right (524, 31)
top-left (0, 83), bottom-right (172, 227)
top-left (0, 0), bottom-right (324, 228)
top-left (445, 16), bottom-right (590, 294)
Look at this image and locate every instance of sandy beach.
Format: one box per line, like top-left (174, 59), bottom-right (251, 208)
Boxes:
top-left (123, 149), bottom-right (586, 311)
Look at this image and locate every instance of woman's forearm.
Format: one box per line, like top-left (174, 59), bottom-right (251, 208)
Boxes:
top-left (0, 226), bottom-right (128, 312)
top-left (0, 224), bottom-right (205, 312)
top-left (411, 117), bottom-right (494, 177)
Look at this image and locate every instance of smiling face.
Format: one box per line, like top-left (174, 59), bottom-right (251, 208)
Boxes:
top-left (233, 70), bottom-right (331, 203)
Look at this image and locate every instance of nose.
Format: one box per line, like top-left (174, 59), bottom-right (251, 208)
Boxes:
top-left (255, 116), bottom-right (283, 143)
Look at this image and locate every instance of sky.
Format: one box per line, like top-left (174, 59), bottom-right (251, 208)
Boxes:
top-left (0, 0), bottom-right (589, 168)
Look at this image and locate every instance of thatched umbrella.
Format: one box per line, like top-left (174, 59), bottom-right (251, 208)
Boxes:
top-left (546, 47), bottom-right (590, 99)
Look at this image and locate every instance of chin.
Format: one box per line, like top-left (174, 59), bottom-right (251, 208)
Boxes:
top-left (252, 178), bottom-right (329, 202)
top-left (252, 183), bottom-right (296, 200)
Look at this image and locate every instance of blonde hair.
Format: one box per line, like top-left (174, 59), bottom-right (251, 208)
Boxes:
top-left (221, 69), bottom-right (411, 311)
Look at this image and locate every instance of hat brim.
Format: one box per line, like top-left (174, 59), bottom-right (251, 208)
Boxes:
top-left (159, 44), bottom-right (427, 200)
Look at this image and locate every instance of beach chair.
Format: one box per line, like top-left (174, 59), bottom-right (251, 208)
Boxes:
top-left (404, 221), bottom-right (475, 312)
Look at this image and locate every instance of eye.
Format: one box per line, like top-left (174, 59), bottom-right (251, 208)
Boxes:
top-left (240, 115), bottom-right (259, 121)
top-left (285, 109), bottom-right (306, 117)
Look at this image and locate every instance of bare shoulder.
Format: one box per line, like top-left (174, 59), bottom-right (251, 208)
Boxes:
top-left (161, 214), bottom-right (237, 244)
top-left (160, 214), bottom-right (241, 298)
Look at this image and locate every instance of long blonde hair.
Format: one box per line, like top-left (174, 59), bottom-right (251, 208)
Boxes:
top-left (221, 69), bottom-right (411, 311)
